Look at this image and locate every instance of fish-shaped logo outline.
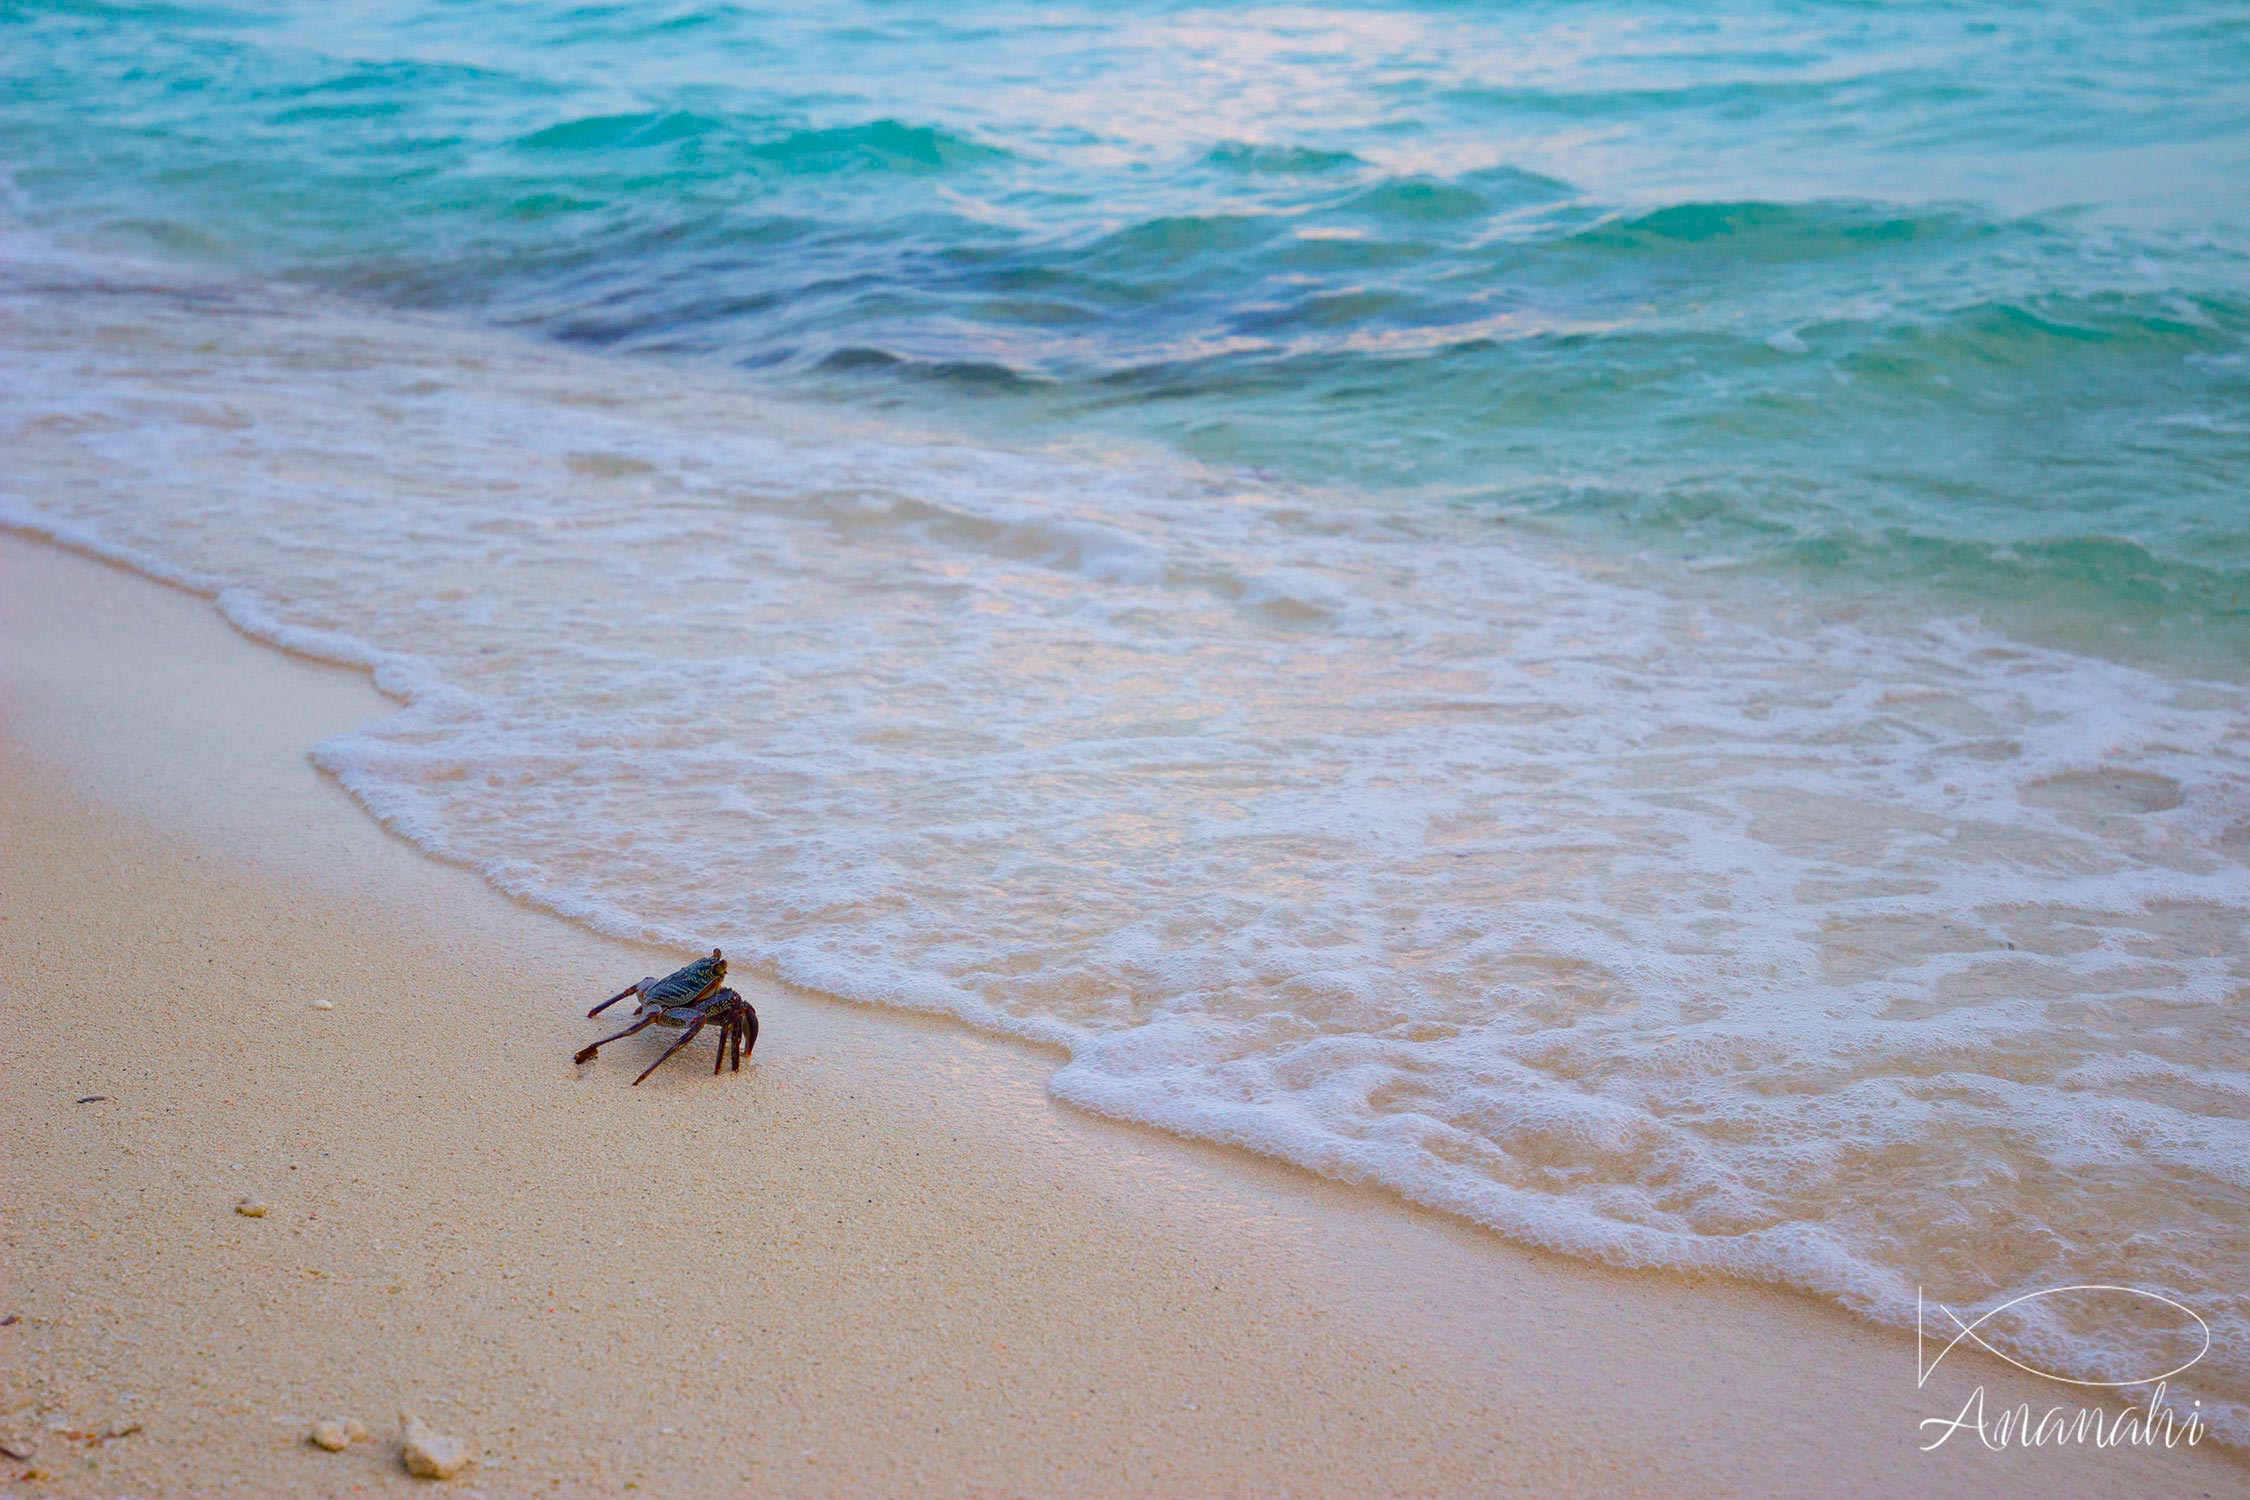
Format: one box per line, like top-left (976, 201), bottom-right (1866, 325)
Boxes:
top-left (1917, 1284), bottom-right (2211, 1389)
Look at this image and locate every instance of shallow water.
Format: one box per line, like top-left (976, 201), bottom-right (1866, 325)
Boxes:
top-left (3, 0), bottom-right (2248, 1441)
top-left (7, 0), bottom-right (2248, 666)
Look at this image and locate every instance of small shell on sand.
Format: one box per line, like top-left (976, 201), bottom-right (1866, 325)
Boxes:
top-left (400, 1414), bottom-right (473, 1480)
top-left (310, 1416), bottom-right (367, 1450)
top-left (311, 999), bottom-right (335, 1010)
top-left (0, 1440), bottom-right (30, 1461)
top-left (235, 1197), bottom-right (268, 1218)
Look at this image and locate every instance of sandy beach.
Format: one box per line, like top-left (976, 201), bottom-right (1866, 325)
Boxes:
top-left (3, 531), bottom-right (2241, 1499)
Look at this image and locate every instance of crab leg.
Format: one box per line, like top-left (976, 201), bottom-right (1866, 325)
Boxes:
top-left (588, 979), bottom-right (652, 1019)
top-left (632, 1015), bottom-right (708, 1086)
top-left (713, 1016), bottom-right (730, 1076)
top-left (574, 1012), bottom-right (657, 1064)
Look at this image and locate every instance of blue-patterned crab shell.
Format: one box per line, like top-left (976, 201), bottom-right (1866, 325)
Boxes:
top-left (572, 949), bottom-right (759, 1083)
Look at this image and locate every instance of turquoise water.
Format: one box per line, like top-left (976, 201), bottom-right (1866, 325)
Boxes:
top-left (6, 0), bottom-right (2248, 666)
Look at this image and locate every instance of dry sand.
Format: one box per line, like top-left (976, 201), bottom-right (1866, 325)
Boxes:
top-left (2, 530), bottom-right (2242, 1497)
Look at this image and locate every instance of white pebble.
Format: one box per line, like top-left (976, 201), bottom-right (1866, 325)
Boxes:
top-left (311, 1000), bottom-right (335, 1010)
top-left (309, 1420), bottom-right (350, 1453)
top-left (235, 1197), bottom-right (268, 1218)
top-left (401, 1414), bottom-right (473, 1480)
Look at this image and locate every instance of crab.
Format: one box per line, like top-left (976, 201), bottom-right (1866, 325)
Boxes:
top-left (573, 948), bottom-right (759, 1084)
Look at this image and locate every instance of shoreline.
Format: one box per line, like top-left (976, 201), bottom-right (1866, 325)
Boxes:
top-left (3, 527), bottom-right (2242, 1496)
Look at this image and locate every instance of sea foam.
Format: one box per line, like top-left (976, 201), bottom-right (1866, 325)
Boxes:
top-left (4, 239), bottom-right (2245, 1438)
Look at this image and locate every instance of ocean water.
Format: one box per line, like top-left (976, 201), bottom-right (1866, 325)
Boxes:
top-left (4, 0), bottom-right (2248, 1437)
